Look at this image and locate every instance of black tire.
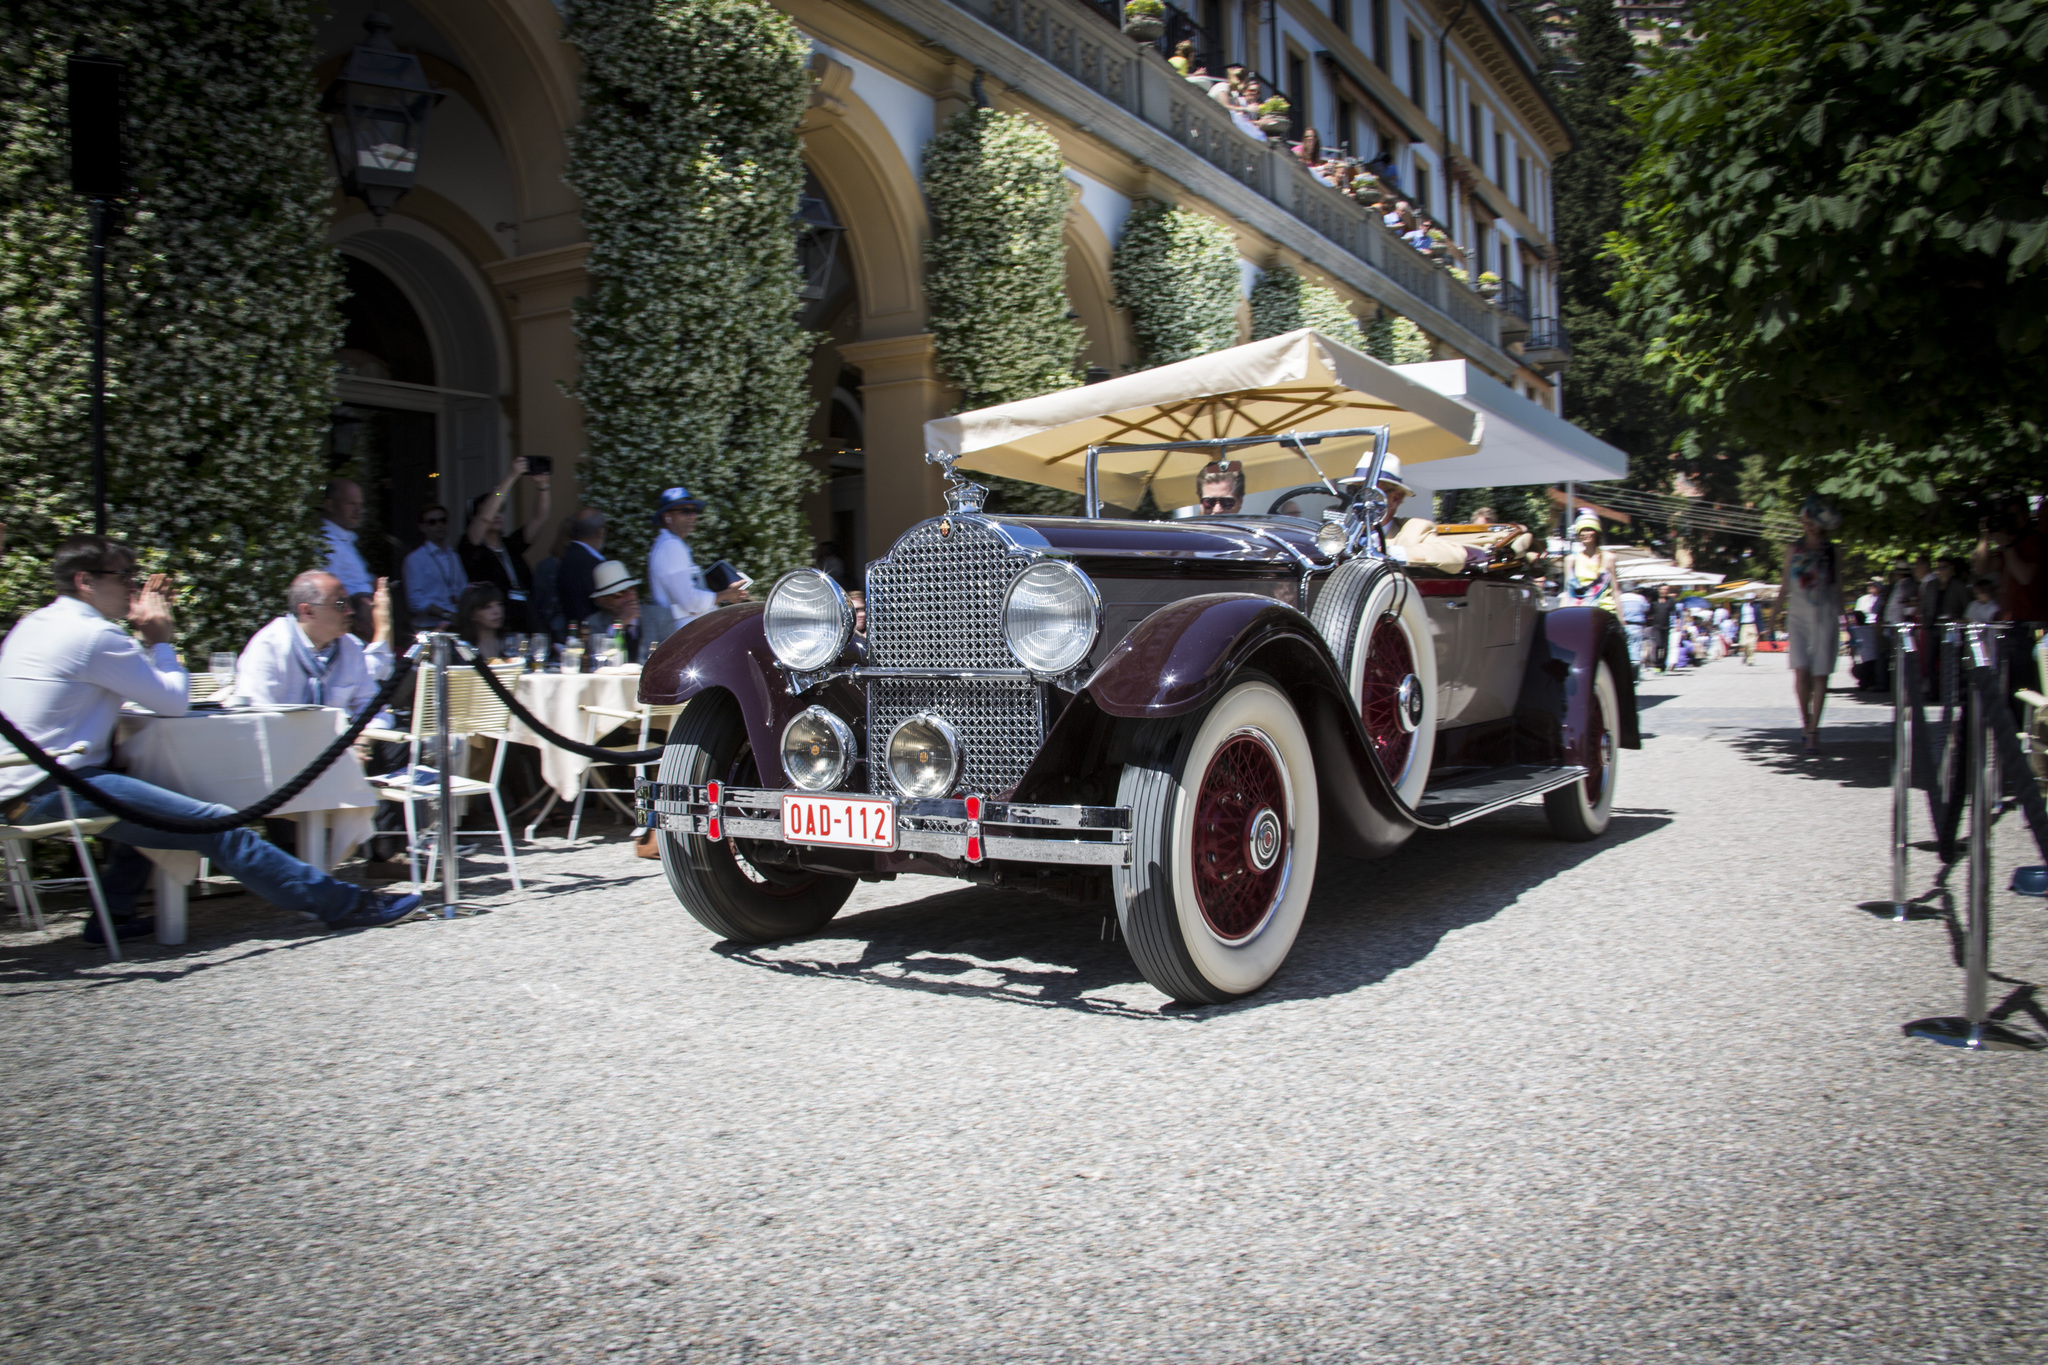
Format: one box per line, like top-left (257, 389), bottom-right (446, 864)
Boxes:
top-left (1113, 677), bottom-right (1320, 1006)
top-left (1544, 660), bottom-right (1620, 841)
top-left (657, 690), bottom-right (854, 942)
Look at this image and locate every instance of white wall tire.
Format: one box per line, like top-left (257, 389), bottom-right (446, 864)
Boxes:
top-left (1544, 660), bottom-right (1620, 841)
top-left (1114, 679), bottom-right (1320, 1005)
top-left (1312, 562), bottom-right (1436, 807)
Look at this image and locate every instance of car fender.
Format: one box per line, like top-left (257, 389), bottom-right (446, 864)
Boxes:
top-left (1512, 606), bottom-right (1642, 769)
top-left (639, 603), bottom-right (863, 788)
top-left (1075, 593), bottom-right (1415, 857)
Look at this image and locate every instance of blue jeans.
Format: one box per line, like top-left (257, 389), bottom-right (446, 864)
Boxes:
top-left (23, 769), bottom-right (363, 921)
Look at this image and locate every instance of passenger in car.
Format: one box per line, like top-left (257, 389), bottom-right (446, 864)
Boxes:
top-left (1195, 460), bottom-right (1246, 515)
top-left (1338, 454), bottom-right (1474, 574)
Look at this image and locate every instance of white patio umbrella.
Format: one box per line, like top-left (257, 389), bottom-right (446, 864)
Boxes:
top-left (922, 328), bottom-right (1482, 511)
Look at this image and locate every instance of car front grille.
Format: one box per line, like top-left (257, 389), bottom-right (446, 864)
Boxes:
top-left (865, 515), bottom-right (1042, 797)
top-left (865, 516), bottom-right (1024, 668)
top-left (868, 678), bottom-right (1044, 797)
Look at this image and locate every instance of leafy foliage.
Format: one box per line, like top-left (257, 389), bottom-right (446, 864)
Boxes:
top-left (1616, 0), bottom-right (2048, 501)
top-left (1248, 265), bottom-right (1360, 340)
top-left (925, 109), bottom-right (1083, 409)
top-left (0, 0), bottom-right (337, 651)
top-left (565, 0), bottom-right (818, 579)
top-left (1110, 200), bottom-right (1240, 365)
top-left (1362, 311), bottom-right (1433, 364)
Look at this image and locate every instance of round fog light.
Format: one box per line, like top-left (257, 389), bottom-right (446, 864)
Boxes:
top-left (886, 713), bottom-right (961, 799)
top-left (781, 707), bottom-right (854, 791)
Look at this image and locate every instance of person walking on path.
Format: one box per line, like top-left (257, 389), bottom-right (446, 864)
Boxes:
top-left (645, 486), bottom-right (749, 648)
top-left (1736, 597), bottom-right (1761, 665)
top-left (1561, 515), bottom-right (1617, 610)
top-left (1783, 496), bottom-right (1842, 755)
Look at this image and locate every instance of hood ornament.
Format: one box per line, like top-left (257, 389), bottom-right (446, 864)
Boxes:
top-left (926, 448), bottom-right (987, 513)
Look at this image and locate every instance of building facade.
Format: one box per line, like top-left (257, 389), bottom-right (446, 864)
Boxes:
top-left (318, 0), bottom-right (1566, 578)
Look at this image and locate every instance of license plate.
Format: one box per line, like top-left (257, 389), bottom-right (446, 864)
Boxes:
top-left (782, 794), bottom-right (896, 850)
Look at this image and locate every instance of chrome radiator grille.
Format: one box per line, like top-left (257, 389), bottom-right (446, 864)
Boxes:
top-left (868, 678), bottom-right (1043, 797)
top-left (865, 516), bottom-right (1024, 668)
top-left (865, 516), bottom-right (1042, 796)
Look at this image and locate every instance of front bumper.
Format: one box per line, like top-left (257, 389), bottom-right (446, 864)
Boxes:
top-left (635, 781), bottom-right (1132, 867)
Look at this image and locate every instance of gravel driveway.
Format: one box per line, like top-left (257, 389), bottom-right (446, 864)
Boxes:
top-left (3, 656), bottom-right (2044, 1364)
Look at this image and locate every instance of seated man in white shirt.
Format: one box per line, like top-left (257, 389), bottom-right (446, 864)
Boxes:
top-left (0, 536), bottom-right (421, 941)
top-left (234, 571), bottom-right (394, 712)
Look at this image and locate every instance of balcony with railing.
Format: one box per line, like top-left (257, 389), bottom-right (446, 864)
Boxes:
top-left (1521, 317), bottom-right (1569, 372)
top-left (951, 0), bottom-right (1527, 359)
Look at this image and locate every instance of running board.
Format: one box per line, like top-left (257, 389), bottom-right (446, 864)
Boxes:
top-left (1412, 764), bottom-right (1587, 828)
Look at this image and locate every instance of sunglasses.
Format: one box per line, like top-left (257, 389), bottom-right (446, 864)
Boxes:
top-left (88, 570), bottom-right (141, 588)
top-left (421, 516), bottom-right (448, 526)
top-left (1200, 496), bottom-right (1241, 511)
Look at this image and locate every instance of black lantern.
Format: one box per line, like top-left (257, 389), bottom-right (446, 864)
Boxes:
top-left (795, 195), bottom-right (846, 301)
top-left (323, 11), bottom-right (442, 218)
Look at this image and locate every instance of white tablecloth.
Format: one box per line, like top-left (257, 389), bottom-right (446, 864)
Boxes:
top-left (507, 669), bottom-right (646, 800)
top-left (115, 707), bottom-right (379, 882)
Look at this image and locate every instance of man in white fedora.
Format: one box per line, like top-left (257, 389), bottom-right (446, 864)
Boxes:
top-left (584, 559), bottom-right (645, 663)
top-left (1339, 453), bottom-right (1475, 574)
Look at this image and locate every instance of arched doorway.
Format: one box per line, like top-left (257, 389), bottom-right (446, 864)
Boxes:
top-left (798, 175), bottom-right (866, 581)
top-left (329, 219), bottom-right (511, 586)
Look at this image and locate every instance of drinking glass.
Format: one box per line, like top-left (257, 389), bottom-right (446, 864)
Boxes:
top-left (562, 641), bottom-right (584, 674)
top-left (527, 633), bottom-right (550, 672)
top-left (506, 633), bottom-right (529, 664)
top-left (208, 652), bottom-right (235, 678)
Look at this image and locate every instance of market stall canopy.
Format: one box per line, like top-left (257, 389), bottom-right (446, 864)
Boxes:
top-left (1386, 360), bottom-right (1630, 503)
top-left (922, 329), bottom-right (1481, 511)
top-left (1706, 581), bottom-right (1779, 602)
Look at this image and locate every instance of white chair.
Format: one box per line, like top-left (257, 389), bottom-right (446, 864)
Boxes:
top-left (189, 672), bottom-right (234, 703)
top-left (0, 742), bottom-right (124, 959)
top-left (561, 702), bottom-right (680, 842)
top-left (364, 662), bottom-right (525, 894)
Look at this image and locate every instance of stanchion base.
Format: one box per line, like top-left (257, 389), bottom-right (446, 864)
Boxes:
top-left (1855, 899), bottom-right (1943, 921)
top-left (1901, 1017), bottom-right (2046, 1052)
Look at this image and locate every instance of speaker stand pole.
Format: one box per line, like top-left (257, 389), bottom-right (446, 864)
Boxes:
top-left (88, 196), bottom-right (108, 535)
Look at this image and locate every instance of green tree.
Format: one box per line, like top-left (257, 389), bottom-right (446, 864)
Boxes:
top-left (1248, 264), bottom-right (1360, 340)
top-left (1110, 201), bottom-right (1240, 365)
top-left (1616, 0), bottom-right (2048, 510)
top-left (0, 0), bottom-right (338, 651)
top-left (565, 0), bottom-right (817, 579)
top-left (1549, 0), bottom-right (1681, 468)
top-left (1362, 311), bottom-right (1433, 364)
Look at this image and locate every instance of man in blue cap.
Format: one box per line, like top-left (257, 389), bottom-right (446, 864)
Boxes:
top-left (645, 486), bottom-right (749, 648)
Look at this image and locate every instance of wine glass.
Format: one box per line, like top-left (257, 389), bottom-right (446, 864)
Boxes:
top-left (527, 632), bottom-right (550, 672)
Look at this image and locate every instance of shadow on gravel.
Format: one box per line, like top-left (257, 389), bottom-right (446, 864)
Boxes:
top-left (1726, 726), bottom-right (1892, 789)
top-left (717, 805), bottom-right (1670, 1020)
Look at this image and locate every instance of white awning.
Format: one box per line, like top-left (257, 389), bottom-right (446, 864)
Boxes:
top-left (1387, 360), bottom-right (1630, 504)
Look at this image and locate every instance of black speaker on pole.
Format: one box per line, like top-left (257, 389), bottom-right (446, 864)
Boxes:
top-left (67, 57), bottom-right (126, 198)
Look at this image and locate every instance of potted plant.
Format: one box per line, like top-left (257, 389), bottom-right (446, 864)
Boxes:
top-left (1254, 96), bottom-right (1292, 135)
top-left (1122, 0), bottom-right (1166, 41)
top-left (1476, 270), bottom-right (1502, 298)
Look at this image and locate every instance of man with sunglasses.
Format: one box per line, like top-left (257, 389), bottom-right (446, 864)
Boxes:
top-left (1195, 461), bottom-right (1246, 515)
top-left (401, 503), bottom-right (463, 632)
top-left (0, 536), bottom-right (421, 940)
top-left (233, 570), bottom-right (393, 715)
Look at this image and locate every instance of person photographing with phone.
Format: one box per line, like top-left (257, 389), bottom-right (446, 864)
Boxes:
top-left (460, 455), bottom-right (551, 634)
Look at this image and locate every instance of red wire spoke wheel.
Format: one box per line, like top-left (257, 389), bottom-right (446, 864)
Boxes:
top-left (1191, 731), bottom-right (1289, 942)
top-left (1359, 612), bottom-right (1417, 778)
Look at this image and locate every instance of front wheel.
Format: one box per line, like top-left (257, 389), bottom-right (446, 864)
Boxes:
top-left (658, 690), bottom-right (854, 942)
top-left (1544, 660), bottom-right (1620, 841)
top-left (1113, 678), bottom-right (1320, 1005)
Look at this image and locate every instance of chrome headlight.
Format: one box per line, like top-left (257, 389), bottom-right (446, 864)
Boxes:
top-left (886, 713), bottom-right (960, 799)
top-left (763, 569), bottom-right (851, 672)
top-left (780, 706), bottom-right (853, 792)
top-left (1001, 561), bottom-right (1100, 675)
top-left (1315, 521), bottom-right (1349, 557)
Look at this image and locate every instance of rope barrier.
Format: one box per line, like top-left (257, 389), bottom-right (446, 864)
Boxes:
top-left (0, 654), bottom-right (419, 835)
top-left (462, 654), bottom-right (667, 766)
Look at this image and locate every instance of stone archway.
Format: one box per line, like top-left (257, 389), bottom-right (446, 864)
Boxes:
top-left (801, 54), bottom-right (951, 555)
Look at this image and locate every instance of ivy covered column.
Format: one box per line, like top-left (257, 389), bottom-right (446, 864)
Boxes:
top-left (564, 0), bottom-right (818, 581)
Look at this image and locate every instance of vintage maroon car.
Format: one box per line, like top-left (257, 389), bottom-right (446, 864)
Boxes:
top-left (637, 430), bottom-right (1636, 1004)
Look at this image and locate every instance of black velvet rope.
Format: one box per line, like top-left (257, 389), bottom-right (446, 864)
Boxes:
top-left (462, 654), bottom-right (668, 766)
top-left (0, 655), bottom-right (418, 835)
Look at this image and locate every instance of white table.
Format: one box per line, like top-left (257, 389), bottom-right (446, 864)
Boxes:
top-left (116, 706), bottom-right (379, 944)
top-left (506, 668), bottom-right (646, 802)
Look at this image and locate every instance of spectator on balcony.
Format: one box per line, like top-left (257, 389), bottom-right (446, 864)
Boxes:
top-left (1170, 39), bottom-right (1196, 76)
top-left (1293, 128), bottom-right (1320, 165)
top-left (1384, 199), bottom-right (1417, 233)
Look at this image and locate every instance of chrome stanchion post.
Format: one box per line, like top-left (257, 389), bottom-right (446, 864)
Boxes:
top-left (1904, 625), bottom-right (2044, 1052)
top-left (1861, 624), bottom-right (1933, 919)
top-left (433, 632), bottom-right (458, 917)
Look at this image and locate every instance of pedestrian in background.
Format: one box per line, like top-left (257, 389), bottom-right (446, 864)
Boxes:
top-left (401, 504), bottom-right (463, 632)
top-left (1618, 585), bottom-right (1650, 678)
top-left (462, 457), bottom-right (550, 633)
top-left (1736, 597), bottom-right (1761, 665)
top-left (1783, 495), bottom-right (1842, 755)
